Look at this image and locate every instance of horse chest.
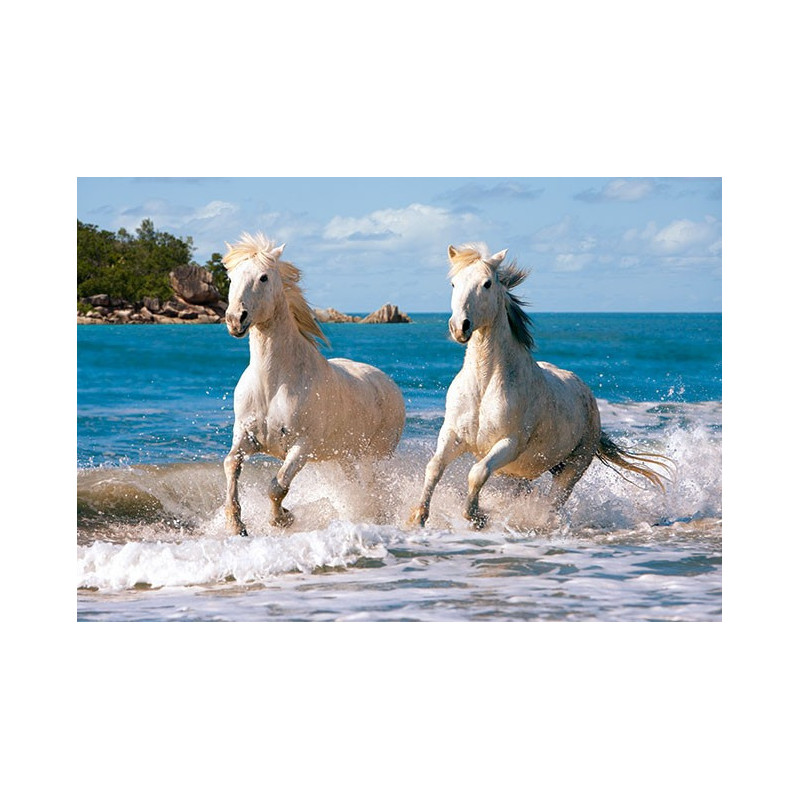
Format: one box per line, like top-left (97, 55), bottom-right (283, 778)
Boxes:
top-left (239, 383), bottom-right (310, 457)
top-left (457, 380), bottom-right (526, 452)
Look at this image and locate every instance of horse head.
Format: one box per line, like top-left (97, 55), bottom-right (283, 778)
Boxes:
top-left (223, 240), bottom-right (285, 338)
top-left (447, 243), bottom-right (508, 343)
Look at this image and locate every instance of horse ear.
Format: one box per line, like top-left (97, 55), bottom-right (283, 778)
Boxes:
top-left (270, 243), bottom-right (286, 260)
top-left (486, 249), bottom-right (508, 269)
top-left (448, 245), bottom-right (458, 262)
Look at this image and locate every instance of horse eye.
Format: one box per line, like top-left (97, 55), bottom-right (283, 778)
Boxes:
top-left (260, 274), bottom-right (268, 283)
top-left (483, 279), bottom-right (492, 289)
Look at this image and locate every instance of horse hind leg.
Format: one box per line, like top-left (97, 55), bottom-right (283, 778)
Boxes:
top-left (548, 451), bottom-right (593, 513)
top-left (341, 459), bottom-right (386, 523)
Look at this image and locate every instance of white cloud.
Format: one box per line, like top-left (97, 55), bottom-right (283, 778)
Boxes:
top-left (554, 253), bottom-right (593, 272)
top-left (192, 200), bottom-right (237, 221)
top-left (531, 216), bottom-right (596, 273)
top-left (602, 179), bottom-right (655, 202)
top-left (652, 218), bottom-right (716, 254)
top-left (112, 198), bottom-right (242, 260)
top-left (115, 199), bottom-right (238, 232)
top-left (533, 216), bottom-right (573, 246)
top-left (527, 211), bottom-right (721, 282)
top-left (323, 203), bottom-right (478, 249)
top-left (252, 211), bottom-right (320, 246)
top-left (624, 216), bottom-right (721, 257)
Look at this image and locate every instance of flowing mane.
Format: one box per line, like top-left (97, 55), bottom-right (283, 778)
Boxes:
top-left (498, 263), bottom-right (535, 351)
top-left (448, 242), bottom-right (535, 350)
top-left (223, 232), bottom-right (328, 348)
top-left (447, 242), bottom-right (490, 277)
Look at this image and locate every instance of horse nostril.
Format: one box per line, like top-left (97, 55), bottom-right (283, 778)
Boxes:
top-left (462, 319), bottom-right (471, 334)
top-left (240, 310), bottom-right (248, 323)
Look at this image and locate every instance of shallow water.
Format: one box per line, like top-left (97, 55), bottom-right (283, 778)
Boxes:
top-left (77, 314), bottom-right (722, 621)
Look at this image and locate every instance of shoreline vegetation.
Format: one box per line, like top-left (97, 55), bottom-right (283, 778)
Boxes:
top-left (77, 218), bottom-right (410, 326)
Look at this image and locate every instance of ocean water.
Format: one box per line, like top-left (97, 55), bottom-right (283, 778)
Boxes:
top-left (77, 313), bottom-right (722, 621)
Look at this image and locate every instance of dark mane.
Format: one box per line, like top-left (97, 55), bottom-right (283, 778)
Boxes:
top-left (498, 261), bottom-right (535, 350)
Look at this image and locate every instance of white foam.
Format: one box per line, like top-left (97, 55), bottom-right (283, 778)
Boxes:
top-left (78, 522), bottom-right (390, 590)
top-left (78, 401), bottom-right (722, 592)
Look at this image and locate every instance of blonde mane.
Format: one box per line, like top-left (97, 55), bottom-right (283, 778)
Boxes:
top-left (223, 233), bottom-right (328, 348)
top-left (447, 242), bottom-right (492, 278)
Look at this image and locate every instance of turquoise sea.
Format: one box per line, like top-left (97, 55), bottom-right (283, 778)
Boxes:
top-left (77, 313), bottom-right (722, 621)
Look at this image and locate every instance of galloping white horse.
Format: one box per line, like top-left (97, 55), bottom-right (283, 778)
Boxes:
top-left (223, 233), bottom-right (405, 535)
top-left (410, 243), bottom-right (671, 529)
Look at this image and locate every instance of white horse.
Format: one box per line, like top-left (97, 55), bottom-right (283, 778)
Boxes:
top-left (410, 242), bottom-right (672, 529)
top-left (222, 233), bottom-right (405, 535)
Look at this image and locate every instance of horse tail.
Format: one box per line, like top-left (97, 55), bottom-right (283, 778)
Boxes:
top-left (596, 432), bottom-right (674, 492)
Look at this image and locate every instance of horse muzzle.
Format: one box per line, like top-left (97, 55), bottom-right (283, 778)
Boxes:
top-left (449, 317), bottom-right (472, 344)
top-left (226, 309), bottom-right (250, 338)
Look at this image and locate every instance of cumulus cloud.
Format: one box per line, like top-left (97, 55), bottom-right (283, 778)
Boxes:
top-left (529, 216), bottom-right (599, 273)
top-left (323, 203), bottom-right (479, 250)
top-left (533, 216), bottom-right (573, 245)
top-left (115, 198), bottom-right (237, 231)
top-left (575, 178), bottom-right (658, 203)
top-left (554, 253), bottom-right (594, 272)
top-left (111, 198), bottom-right (241, 258)
top-left (623, 216), bottom-right (721, 257)
top-left (528, 211), bottom-right (721, 279)
top-left (251, 210), bottom-right (321, 248)
top-left (193, 200), bottom-right (237, 221)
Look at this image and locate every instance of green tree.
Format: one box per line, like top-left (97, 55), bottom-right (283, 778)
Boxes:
top-left (77, 218), bottom-right (197, 303)
top-left (205, 252), bottom-right (229, 297)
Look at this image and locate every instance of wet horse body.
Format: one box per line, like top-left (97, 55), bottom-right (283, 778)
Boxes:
top-left (411, 243), bottom-right (669, 528)
top-left (223, 234), bottom-right (405, 535)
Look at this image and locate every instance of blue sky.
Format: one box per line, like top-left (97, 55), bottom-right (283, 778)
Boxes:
top-left (77, 177), bottom-right (721, 313)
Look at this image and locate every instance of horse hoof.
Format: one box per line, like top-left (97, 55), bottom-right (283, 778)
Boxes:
top-left (227, 522), bottom-right (248, 537)
top-left (273, 508), bottom-right (295, 528)
top-left (408, 508), bottom-right (428, 527)
top-left (466, 511), bottom-right (488, 530)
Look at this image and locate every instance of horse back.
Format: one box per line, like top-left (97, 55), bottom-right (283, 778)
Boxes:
top-left (536, 360), bottom-right (600, 433)
top-left (325, 357), bottom-right (406, 454)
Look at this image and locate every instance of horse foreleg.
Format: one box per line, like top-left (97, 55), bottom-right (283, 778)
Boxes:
top-left (224, 446), bottom-right (248, 537)
top-left (465, 437), bottom-right (520, 529)
top-left (409, 428), bottom-right (464, 527)
top-left (269, 445), bottom-right (308, 528)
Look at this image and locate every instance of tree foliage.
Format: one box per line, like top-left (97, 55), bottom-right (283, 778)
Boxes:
top-left (204, 252), bottom-right (229, 297)
top-left (77, 219), bottom-right (196, 302)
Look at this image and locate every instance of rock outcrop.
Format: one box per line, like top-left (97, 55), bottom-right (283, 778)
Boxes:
top-left (312, 307), bottom-right (362, 323)
top-left (360, 303), bottom-right (411, 324)
top-left (77, 269), bottom-right (412, 327)
top-left (170, 264), bottom-right (221, 305)
top-left (77, 265), bottom-right (228, 325)
top-left (311, 304), bottom-right (412, 324)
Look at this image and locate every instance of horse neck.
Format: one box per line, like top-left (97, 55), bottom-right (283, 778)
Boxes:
top-left (466, 305), bottom-right (534, 389)
top-left (248, 294), bottom-right (325, 384)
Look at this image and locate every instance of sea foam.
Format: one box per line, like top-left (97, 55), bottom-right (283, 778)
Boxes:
top-left (78, 522), bottom-right (390, 590)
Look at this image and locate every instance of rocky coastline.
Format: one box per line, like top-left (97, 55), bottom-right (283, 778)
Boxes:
top-left (77, 265), bottom-right (411, 326)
